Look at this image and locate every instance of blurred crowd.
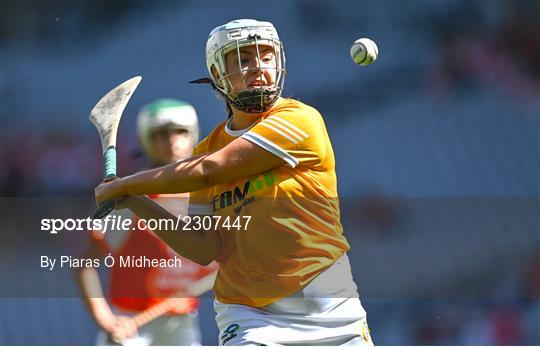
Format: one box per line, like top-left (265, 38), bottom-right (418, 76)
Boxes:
top-left (2, 3), bottom-right (538, 197)
top-left (406, 260), bottom-right (540, 345)
top-left (427, 2), bottom-right (539, 101)
top-left (349, 197), bottom-right (539, 344)
top-left (0, 130), bottom-right (139, 196)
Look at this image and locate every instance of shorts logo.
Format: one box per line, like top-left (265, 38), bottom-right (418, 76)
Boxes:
top-left (210, 172), bottom-right (277, 213)
top-left (221, 323), bottom-right (240, 344)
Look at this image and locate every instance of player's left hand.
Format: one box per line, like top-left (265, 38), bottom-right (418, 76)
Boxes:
top-left (110, 315), bottom-right (138, 344)
top-left (95, 177), bottom-right (126, 206)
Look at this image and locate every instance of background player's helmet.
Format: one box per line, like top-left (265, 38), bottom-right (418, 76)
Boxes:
top-left (137, 99), bottom-right (199, 158)
top-left (205, 19), bottom-right (286, 113)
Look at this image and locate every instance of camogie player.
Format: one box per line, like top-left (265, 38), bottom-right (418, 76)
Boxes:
top-left (78, 99), bottom-right (217, 345)
top-left (95, 19), bottom-right (373, 345)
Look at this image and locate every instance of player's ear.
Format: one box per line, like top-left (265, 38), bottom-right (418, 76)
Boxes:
top-left (211, 65), bottom-right (223, 88)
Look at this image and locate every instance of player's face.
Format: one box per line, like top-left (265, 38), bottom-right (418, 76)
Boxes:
top-left (150, 128), bottom-right (194, 165)
top-left (224, 44), bottom-right (277, 93)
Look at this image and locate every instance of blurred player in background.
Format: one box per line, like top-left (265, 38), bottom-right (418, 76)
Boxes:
top-left (77, 99), bottom-right (217, 346)
top-left (95, 19), bottom-right (373, 345)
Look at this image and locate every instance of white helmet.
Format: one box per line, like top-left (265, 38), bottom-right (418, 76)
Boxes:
top-left (204, 19), bottom-right (286, 113)
top-left (137, 99), bottom-right (199, 158)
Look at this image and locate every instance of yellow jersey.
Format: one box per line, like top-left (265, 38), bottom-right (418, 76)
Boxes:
top-left (191, 98), bottom-right (350, 307)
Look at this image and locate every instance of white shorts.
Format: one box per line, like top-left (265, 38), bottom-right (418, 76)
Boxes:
top-left (214, 254), bottom-right (373, 346)
top-left (96, 310), bottom-right (201, 346)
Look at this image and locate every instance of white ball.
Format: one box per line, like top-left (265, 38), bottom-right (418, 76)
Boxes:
top-left (350, 38), bottom-right (378, 66)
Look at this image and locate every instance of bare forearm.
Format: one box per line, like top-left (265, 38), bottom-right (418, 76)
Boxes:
top-left (76, 267), bottom-right (115, 329)
top-left (95, 140), bottom-right (284, 206)
top-left (122, 195), bottom-right (221, 265)
top-left (121, 155), bottom-right (211, 196)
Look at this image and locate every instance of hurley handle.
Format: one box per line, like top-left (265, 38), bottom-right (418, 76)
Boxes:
top-left (103, 146), bottom-right (117, 178)
top-left (92, 146), bottom-right (118, 219)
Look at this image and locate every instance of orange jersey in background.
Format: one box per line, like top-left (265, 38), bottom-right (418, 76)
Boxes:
top-left (191, 98), bottom-right (350, 307)
top-left (91, 195), bottom-right (217, 314)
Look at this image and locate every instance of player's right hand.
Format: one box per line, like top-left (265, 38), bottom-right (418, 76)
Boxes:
top-left (95, 178), bottom-right (126, 206)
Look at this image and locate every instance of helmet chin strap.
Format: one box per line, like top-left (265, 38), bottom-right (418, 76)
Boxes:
top-left (231, 88), bottom-right (277, 113)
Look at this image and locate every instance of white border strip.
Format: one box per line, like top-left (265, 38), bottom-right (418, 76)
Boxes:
top-left (224, 118), bottom-right (254, 137)
top-left (242, 132), bottom-right (299, 168)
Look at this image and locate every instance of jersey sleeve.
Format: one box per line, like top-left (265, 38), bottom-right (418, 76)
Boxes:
top-left (240, 104), bottom-right (327, 168)
top-left (188, 137), bottom-right (213, 216)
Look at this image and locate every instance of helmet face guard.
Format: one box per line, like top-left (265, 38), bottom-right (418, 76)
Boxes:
top-left (205, 19), bottom-right (286, 113)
